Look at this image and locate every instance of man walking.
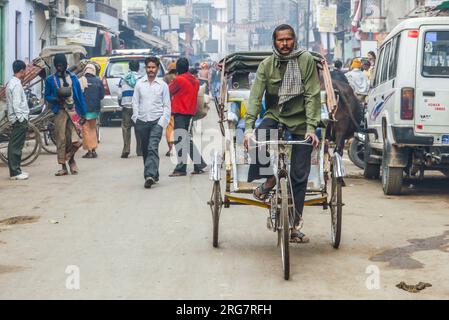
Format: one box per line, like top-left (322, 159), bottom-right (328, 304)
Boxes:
top-left (132, 57), bottom-right (171, 189)
top-left (45, 54), bottom-right (87, 176)
top-left (6, 60), bottom-right (29, 180)
top-left (118, 60), bottom-right (142, 158)
top-left (243, 24), bottom-right (321, 243)
top-left (168, 58), bottom-right (207, 177)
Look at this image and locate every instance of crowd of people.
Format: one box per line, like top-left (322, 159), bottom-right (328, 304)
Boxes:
top-left (332, 51), bottom-right (377, 104)
top-left (5, 54), bottom-right (218, 188)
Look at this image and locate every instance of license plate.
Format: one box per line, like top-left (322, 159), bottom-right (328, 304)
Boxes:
top-left (443, 135), bottom-right (449, 144)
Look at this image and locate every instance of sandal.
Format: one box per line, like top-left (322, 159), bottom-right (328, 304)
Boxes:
top-left (55, 170), bottom-right (68, 176)
top-left (290, 231), bottom-right (310, 244)
top-left (169, 171), bottom-right (187, 177)
top-left (253, 183), bottom-right (274, 201)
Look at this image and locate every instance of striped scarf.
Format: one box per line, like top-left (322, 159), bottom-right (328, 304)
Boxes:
top-left (273, 47), bottom-right (306, 106)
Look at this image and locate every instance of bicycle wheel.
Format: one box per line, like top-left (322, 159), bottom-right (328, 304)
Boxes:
top-left (279, 177), bottom-right (290, 280)
top-left (208, 181), bottom-right (223, 248)
top-left (0, 122), bottom-right (42, 166)
top-left (330, 163), bottom-right (343, 249)
top-left (41, 123), bottom-right (57, 154)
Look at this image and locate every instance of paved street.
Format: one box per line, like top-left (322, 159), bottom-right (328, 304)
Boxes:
top-left (0, 113), bottom-right (448, 300)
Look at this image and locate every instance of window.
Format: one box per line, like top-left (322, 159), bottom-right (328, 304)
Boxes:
top-left (107, 60), bottom-right (164, 78)
top-left (388, 35), bottom-right (401, 80)
top-left (380, 42), bottom-right (391, 84)
top-left (373, 46), bottom-right (384, 87)
top-left (422, 31), bottom-right (449, 77)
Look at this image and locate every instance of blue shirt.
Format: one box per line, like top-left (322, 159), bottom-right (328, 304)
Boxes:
top-left (45, 72), bottom-right (87, 117)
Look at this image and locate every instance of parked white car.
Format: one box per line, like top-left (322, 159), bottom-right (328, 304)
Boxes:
top-left (364, 17), bottom-right (449, 195)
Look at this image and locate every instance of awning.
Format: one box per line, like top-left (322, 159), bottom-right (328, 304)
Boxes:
top-left (133, 30), bottom-right (171, 50)
top-left (57, 16), bottom-right (117, 34)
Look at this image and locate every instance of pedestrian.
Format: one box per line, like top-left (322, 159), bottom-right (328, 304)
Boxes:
top-left (6, 60), bottom-right (30, 180)
top-left (363, 60), bottom-right (372, 81)
top-left (330, 60), bottom-right (349, 84)
top-left (132, 57), bottom-right (171, 189)
top-left (168, 58), bottom-right (207, 177)
top-left (345, 59), bottom-right (370, 103)
top-left (243, 24), bottom-right (321, 243)
top-left (163, 62), bottom-right (177, 157)
top-left (198, 62), bottom-right (211, 94)
top-left (117, 60), bottom-right (142, 158)
top-left (211, 62), bottom-right (221, 98)
top-left (79, 63), bottom-right (104, 159)
top-left (45, 54), bottom-right (87, 176)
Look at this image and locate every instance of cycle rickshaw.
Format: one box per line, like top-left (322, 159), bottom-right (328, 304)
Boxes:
top-left (208, 51), bottom-right (345, 280)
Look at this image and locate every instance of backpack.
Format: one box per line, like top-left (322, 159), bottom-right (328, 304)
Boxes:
top-left (193, 83), bottom-right (210, 121)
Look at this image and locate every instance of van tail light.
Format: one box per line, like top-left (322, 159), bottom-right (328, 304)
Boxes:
top-left (102, 76), bottom-right (111, 96)
top-left (408, 30), bottom-right (419, 38)
top-left (401, 88), bottom-right (415, 120)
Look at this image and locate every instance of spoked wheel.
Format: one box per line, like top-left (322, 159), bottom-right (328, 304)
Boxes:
top-left (279, 177), bottom-right (290, 280)
top-left (208, 181), bottom-right (223, 248)
top-left (41, 123), bottom-right (57, 154)
top-left (329, 164), bottom-right (343, 249)
top-left (0, 122), bottom-right (42, 166)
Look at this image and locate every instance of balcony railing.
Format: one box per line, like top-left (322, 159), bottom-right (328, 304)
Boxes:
top-left (94, 1), bottom-right (118, 18)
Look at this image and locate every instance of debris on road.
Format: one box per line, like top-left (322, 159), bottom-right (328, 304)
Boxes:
top-left (48, 219), bottom-right (59, 224)
top-left (396, 281), bottom-right (432, 293)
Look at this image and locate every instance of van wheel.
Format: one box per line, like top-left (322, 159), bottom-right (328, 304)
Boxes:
top-left (382, 164), bottom-right (403, 195)
top-left (348, 139), bottom-right (365, 170)
top-left (100, 113), bottom-right (110, 127)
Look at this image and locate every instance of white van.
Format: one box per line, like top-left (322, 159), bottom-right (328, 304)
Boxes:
top-left (364, 17), bottom-right (449, 195)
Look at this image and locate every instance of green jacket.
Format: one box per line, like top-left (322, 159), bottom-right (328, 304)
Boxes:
top-left (245, 51), bottom-right (321, 135)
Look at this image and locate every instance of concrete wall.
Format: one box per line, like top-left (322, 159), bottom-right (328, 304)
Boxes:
top-left (4, 0), bottom-right (35, 81)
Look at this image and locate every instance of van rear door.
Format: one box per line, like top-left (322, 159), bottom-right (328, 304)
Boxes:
top-left (415, 27), bottom-right (449, 137)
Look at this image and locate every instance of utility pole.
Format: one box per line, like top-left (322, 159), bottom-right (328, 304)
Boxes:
top-left (305, 0), bottom-right (311, 50)
top-left (326, 0), bottom-right (331, 61)
top-left (49, 0), bottom-right (59, 46)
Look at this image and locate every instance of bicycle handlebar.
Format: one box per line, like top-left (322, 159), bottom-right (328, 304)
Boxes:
top-left (251, 137), bottom-right (313, 146)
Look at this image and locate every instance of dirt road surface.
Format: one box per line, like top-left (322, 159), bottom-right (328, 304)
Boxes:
top-left (0, 114), bottom-right (448, 299)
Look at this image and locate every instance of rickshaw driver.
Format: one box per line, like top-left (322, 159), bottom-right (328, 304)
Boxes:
top-left (243, 24), bottom-right (321, 243)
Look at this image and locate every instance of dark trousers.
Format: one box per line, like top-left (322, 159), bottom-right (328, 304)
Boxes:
top-left (135, 119), bottom-right (163, 180)
top-left (122, 108), bottom-right (142, 155)
top-left (173, 114), bottom-right (207, 174)
top-left (7, 120), bottom-right (28, 177)
top-left (247, 118), bottom-right (312, 225)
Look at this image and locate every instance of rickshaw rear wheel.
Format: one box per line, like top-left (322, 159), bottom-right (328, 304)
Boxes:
top-left (330, 166), bottom-right (343, 249)
top-left (209, 181), bottom-right (223, 248)
top-left (279, 178), bottom-right (290, 280)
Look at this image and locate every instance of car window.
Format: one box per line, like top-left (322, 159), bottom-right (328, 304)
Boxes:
top-left (380, 42), bottom-right (391, 84)
top-left (107, 60), bottom-right (164, 78)
top-left (373, 47), bottom-right (384, 87)
top-left (388, 35), bottom-right (401, 80)
top-left (422, 31), bottom-right (449, 77)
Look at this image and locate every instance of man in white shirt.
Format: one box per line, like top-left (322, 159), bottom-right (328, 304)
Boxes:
top-left (132, 57), bottom-right (171, 189)
top-left (6, 60), bottom-right (30, 180)
top-left (345, 59), bottom-right (370, 103)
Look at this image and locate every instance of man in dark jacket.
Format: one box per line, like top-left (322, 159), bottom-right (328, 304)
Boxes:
top-left (330, 60), bottom-right (349, 84)
top-left (168, 58), bottom-right (207, 177)
top-left (45, 54), bottom-right (87, 176)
